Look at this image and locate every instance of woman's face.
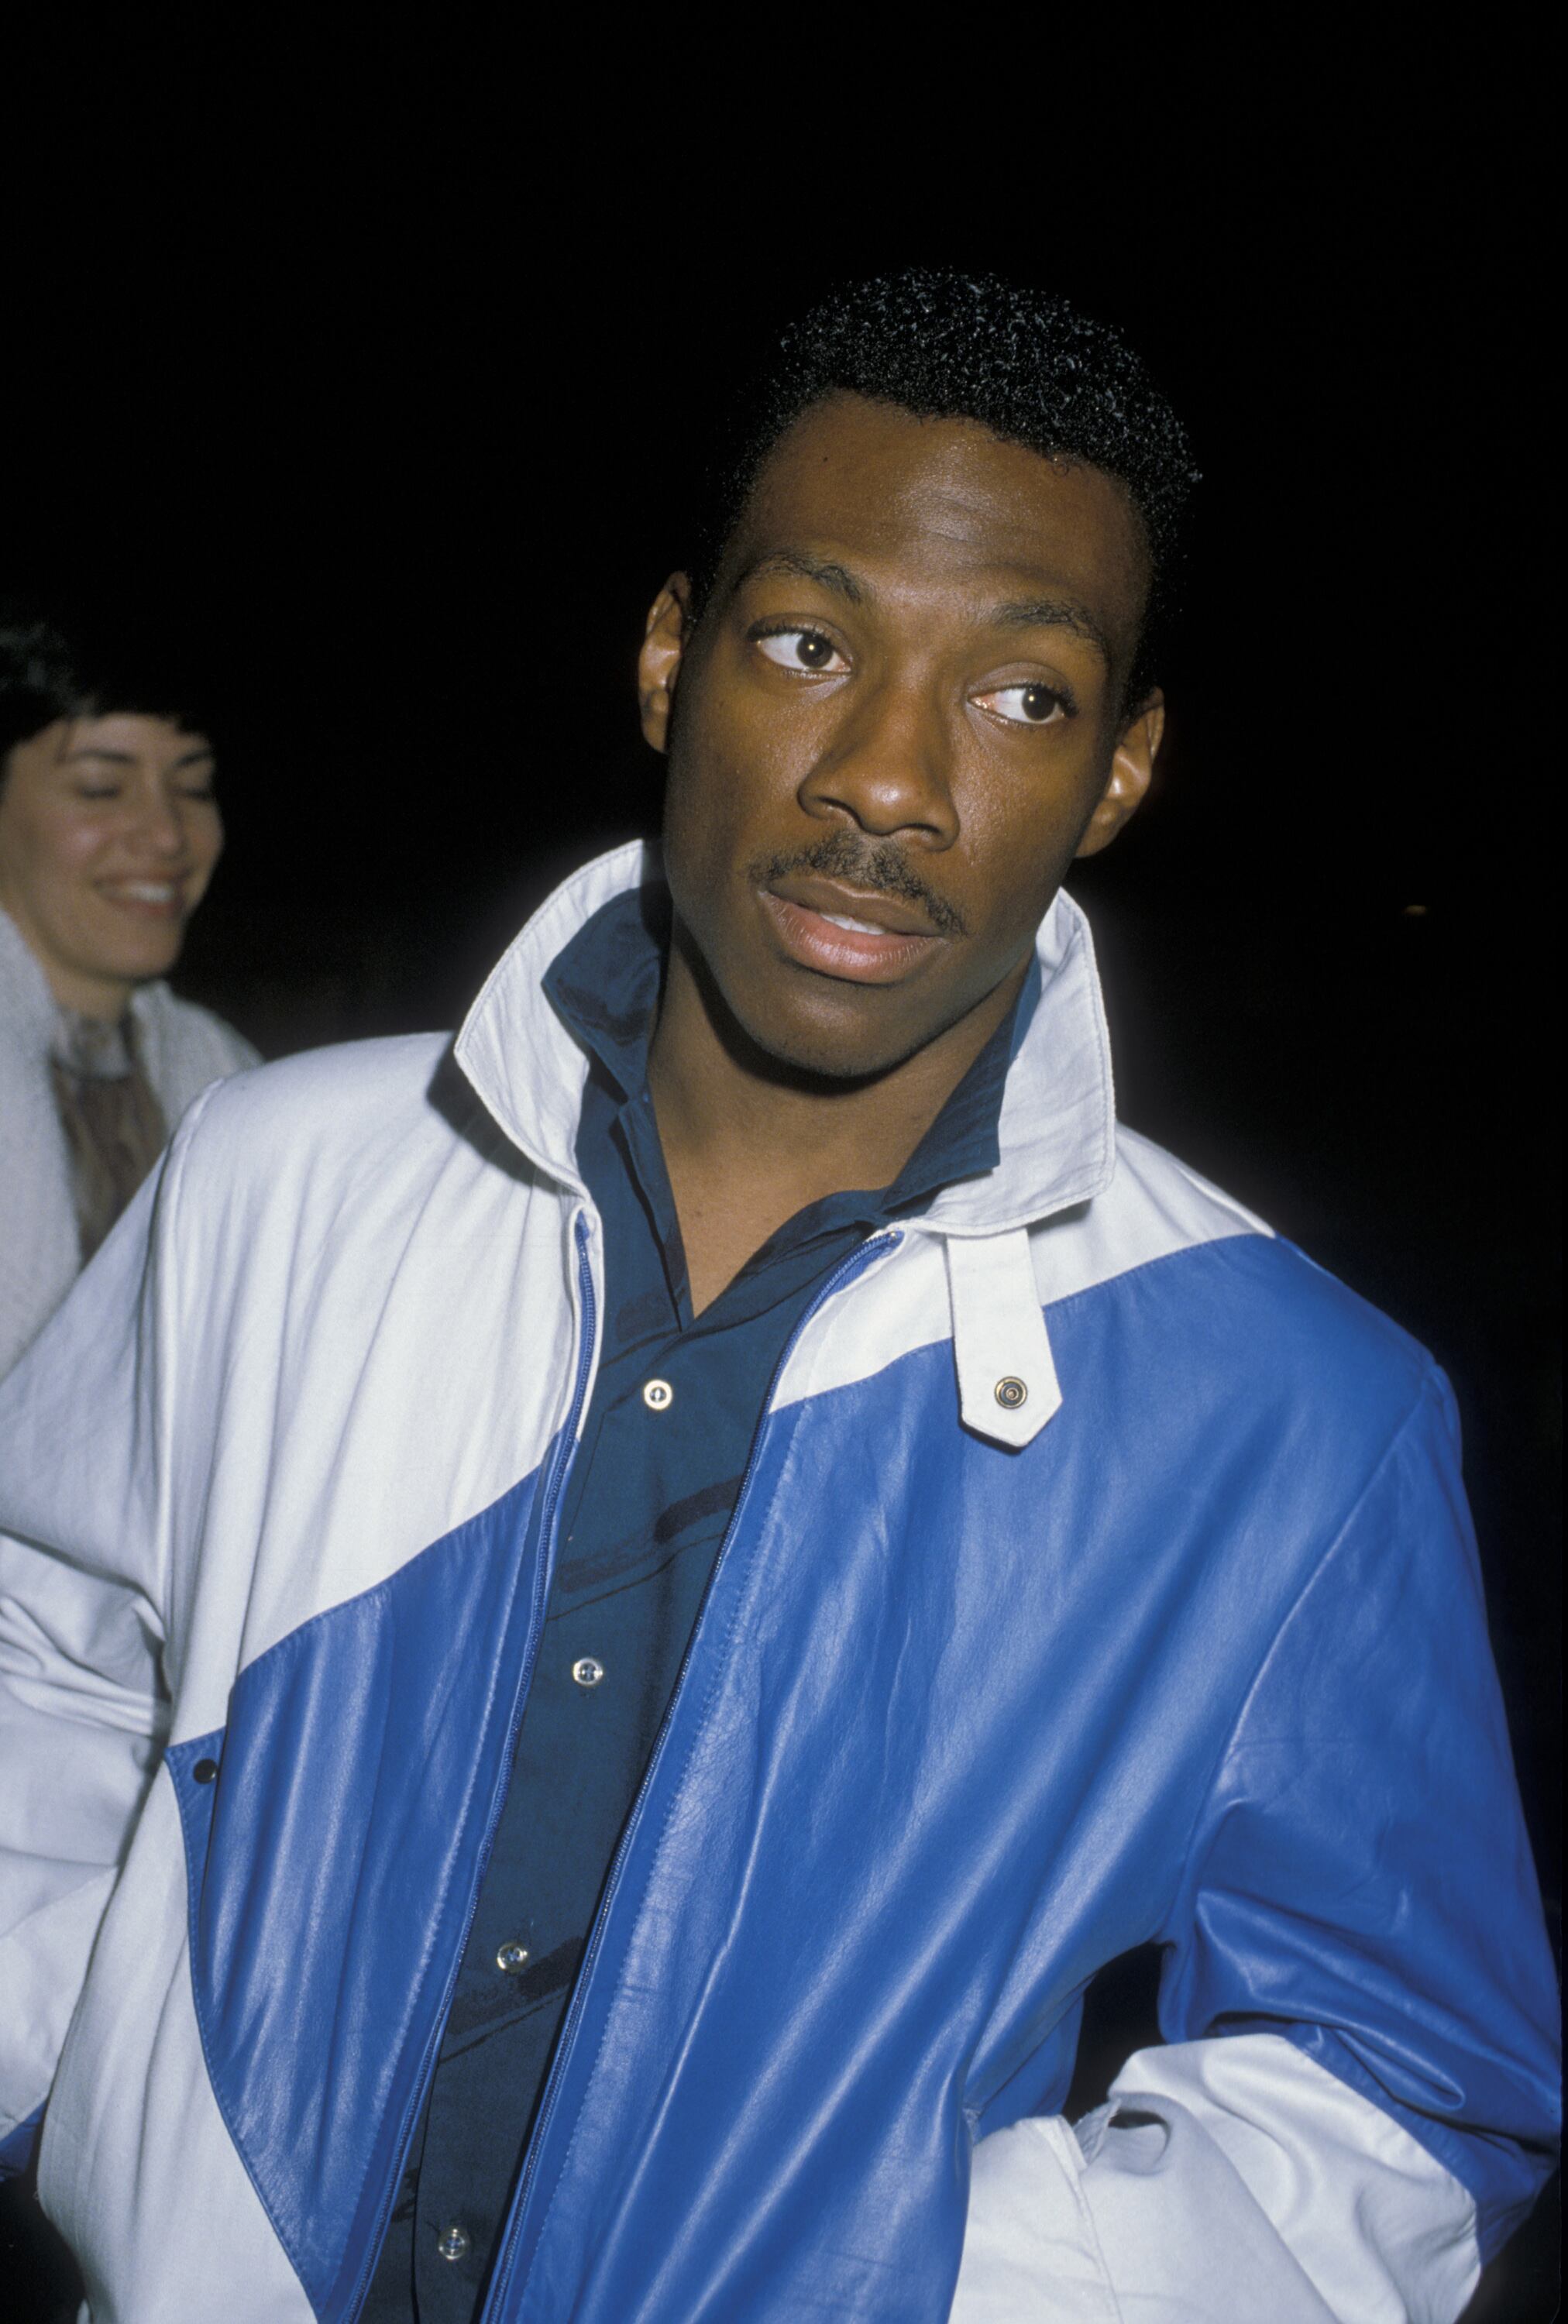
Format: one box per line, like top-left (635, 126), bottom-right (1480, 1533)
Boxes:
top-left (0, 713), bottom-right (224, 1017)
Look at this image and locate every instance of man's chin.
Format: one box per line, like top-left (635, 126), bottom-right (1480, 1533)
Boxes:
top-left (724, 981), bottom-right (947, 1092)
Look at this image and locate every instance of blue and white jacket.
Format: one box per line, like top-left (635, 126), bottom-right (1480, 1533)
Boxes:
top-left (0, 845), bottom-right (1557, 2323)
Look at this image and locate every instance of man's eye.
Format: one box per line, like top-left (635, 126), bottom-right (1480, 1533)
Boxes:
top-left (975, 681), bottom-right (1071, 727)
top-left (754, 628), bottom-right (846, 675)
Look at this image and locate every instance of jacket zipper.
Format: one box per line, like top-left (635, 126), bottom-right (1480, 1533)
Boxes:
top-left (342, 1208), bottom-right (600, 2324)
top-left (479, 1228), bottom-right (901, 2322)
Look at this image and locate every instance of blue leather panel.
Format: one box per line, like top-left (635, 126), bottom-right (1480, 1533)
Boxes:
top-left (497, 1235), bottom-right (1558, 2322)
top-left (1157, 1329), bottom-right (1564, 2260)
top-left (170, 1463), bottom-right (545, 2322)
top-left (971, 2001), bottom-right (1085, 2139)
top-left (0, 2102), bottom-right (43, 2178)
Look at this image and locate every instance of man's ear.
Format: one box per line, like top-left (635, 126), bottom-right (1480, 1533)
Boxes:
top-left (638, 575), bottom-right (693, 753)
top-left (1075, 691), bottom-right (1164, 858)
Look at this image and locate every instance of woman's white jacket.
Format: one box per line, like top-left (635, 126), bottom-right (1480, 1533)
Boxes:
top-left (0, 905), bottom-right (259, 1374)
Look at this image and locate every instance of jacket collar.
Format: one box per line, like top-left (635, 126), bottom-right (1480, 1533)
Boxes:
top-left (0, 905), bottom-right (65, 1042)
top-left (453, 841), bottom-right (1116, 1236)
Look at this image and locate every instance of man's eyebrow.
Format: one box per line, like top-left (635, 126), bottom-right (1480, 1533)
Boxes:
top-left (738, 549), bottom-right (866, 604)
top-left (989, 596), bottom-right (1112, 665)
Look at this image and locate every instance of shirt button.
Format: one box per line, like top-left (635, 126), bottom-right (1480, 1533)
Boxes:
top-left (572, 1656), bottom-right (605, 1688)
top-left (496, 1940), bottom-right (531, 1974)
top-left (641, 1377), bottom-right (673, 1411)
top-left (436, 2224), bottom-right (470, 2263)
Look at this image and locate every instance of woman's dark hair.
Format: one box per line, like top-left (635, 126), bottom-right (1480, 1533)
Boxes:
top-left (686, 266), bottom-right (1200, 709)
top-left (0, 601), bottom-right (216, 778)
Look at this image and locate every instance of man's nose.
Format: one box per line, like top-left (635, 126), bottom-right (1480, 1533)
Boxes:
top-left (797, 676), bottom-right (959, 845)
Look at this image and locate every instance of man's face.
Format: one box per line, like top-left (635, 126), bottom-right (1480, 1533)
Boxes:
top-left (641, 391), bottom-right (1161, 1082)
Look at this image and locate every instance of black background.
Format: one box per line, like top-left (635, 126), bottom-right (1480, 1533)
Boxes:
top-left (3, 36), bottom-right (1559, 2320)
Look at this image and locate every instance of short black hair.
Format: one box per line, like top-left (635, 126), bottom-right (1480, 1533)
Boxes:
top-left (0, 600), bottom-right (216, 775)
top-left (686, 267), bottom-right (1200, 709)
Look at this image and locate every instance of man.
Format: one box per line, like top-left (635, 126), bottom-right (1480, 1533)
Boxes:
top-left (0, 271), bottom-right (1556, 2322)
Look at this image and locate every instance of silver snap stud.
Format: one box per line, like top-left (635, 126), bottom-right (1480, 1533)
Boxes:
top-left (994, 1376), bottom-right (1028, 1411)
top-left (437, 2224), bottom-right (471, 2262)
top-left (496, 1940), bottom-right (531, 1974)
top-left (572, 1656), bottom-right (605, 1688)
top-left (642, 1378), bottom-right (673, 1411)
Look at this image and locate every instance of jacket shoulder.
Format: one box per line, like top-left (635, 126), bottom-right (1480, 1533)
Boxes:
top-left (1047, 1123), bottom-right (1436, 1435)
top-left (167, 1033), bottom-right (478, 1205)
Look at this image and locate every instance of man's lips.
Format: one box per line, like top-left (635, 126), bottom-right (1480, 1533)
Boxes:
top-left (759, 875), bottom-right (947, 984)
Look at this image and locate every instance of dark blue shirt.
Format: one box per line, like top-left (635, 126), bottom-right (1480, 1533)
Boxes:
top-left (366, 884), bottom-right (1037, 2321)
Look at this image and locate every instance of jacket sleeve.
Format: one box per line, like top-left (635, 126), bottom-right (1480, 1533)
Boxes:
top-left (951, 1370), bottom-right (1560, 2323)
top-left (0, 1140), bottom-right (187, 2176)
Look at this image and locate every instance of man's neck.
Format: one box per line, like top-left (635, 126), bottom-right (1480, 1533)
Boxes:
top-left (647, 936), bottom-right (1027, 1316)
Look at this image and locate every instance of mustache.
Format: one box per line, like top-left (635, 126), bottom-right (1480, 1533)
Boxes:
top-left (748, 830), bottom-right (967, 940)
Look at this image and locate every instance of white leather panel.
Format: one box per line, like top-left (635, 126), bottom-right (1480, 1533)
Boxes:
top-left (39, 1776), bottom-right (312, 2323)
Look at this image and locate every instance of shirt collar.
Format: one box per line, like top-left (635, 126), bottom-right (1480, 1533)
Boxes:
top-left (455, 840), bottom-right (1116, 1232)
top-left (539, 882), bottom-right (665, 1105)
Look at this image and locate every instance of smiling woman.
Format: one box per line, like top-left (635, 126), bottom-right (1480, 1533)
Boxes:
top-left (0, 606), bottom-right (259, 1375)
